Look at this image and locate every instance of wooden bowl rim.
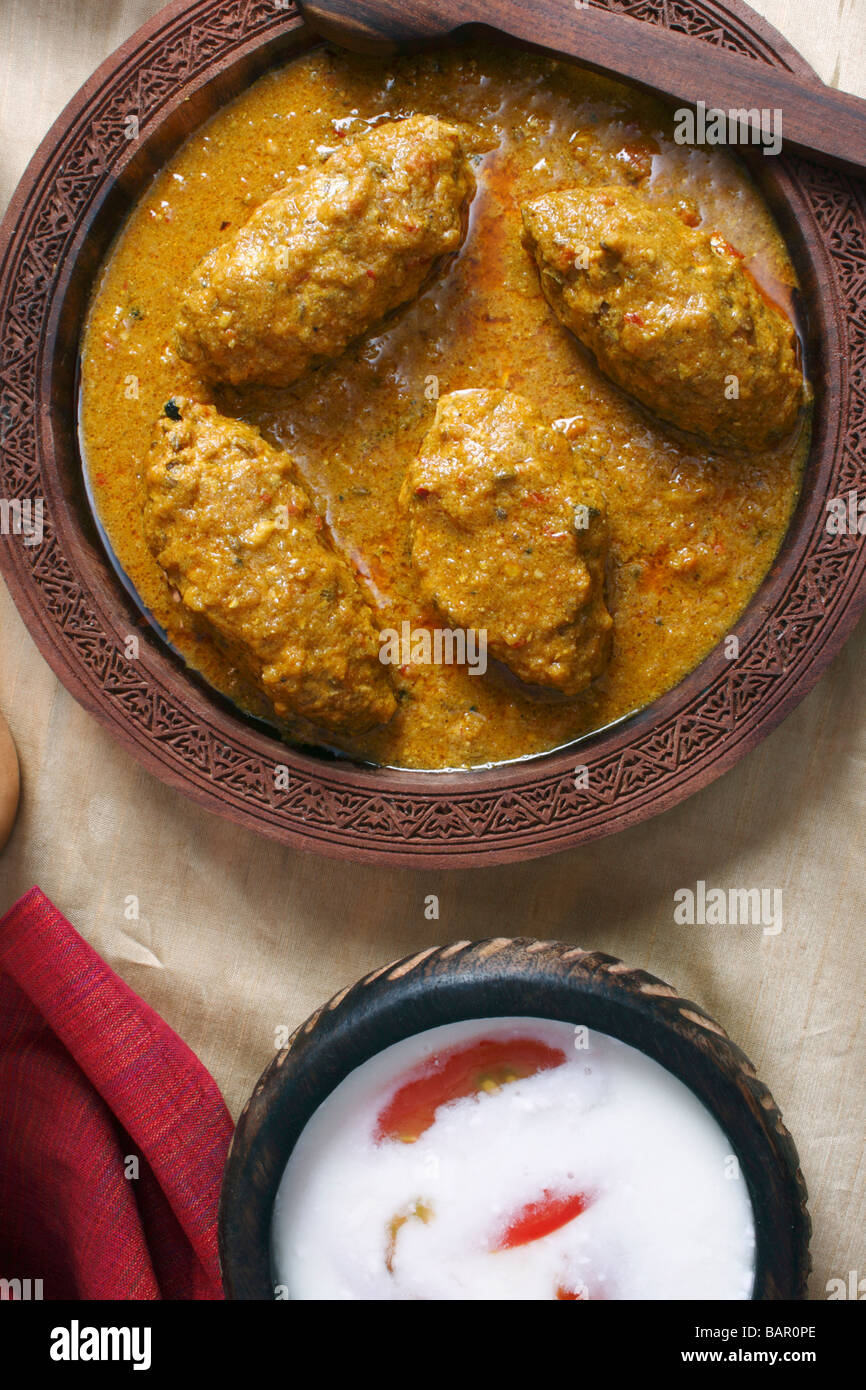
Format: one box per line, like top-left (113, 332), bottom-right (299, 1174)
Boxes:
top-left (0, 0), bottom-right (864, 865)
top-left (219, 936), bottom-right (811, 1300)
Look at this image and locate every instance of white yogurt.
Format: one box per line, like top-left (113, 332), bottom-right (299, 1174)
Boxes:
top-left (271, 1017), bottom-right (756, 1300)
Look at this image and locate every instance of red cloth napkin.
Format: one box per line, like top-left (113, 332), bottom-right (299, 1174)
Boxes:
top-left (0, 887), bottom-right (233, 1299)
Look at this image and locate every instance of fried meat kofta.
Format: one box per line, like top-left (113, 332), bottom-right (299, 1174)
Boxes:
top-left (521, 185), bottom-right (804, 452)
top-left (143, 400), bottom-right (396, 736)
top-left (401, 390), bottom-right (612, 696)
top-left (176, 115), bottom-right (476, 388)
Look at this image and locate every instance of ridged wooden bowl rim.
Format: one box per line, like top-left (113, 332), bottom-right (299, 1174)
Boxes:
top-left (219, 936), bottom-right (811, 1300)
top-left (0, 0), bottom-right (864, 865)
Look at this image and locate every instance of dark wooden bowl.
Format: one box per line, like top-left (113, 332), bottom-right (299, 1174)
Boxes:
top-left (0, 0), bottom-right (864, 866)
top-left (219, 937), bottom-right (811, 1300)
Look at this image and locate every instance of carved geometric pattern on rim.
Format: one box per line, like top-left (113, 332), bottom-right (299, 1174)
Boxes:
top-left (1, 0), bottom-right (865, 857)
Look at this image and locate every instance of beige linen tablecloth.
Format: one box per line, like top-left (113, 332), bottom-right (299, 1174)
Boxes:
top-left (0, 0), bottom-right (863, 1300)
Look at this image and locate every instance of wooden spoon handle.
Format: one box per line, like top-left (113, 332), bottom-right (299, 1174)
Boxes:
top-left (298, 0), bottom-right (866, 177)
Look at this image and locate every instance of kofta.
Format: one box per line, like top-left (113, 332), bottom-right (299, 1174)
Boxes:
top-left (176, 115), bottom-right (477, 388)
top-left (521, 185), bottom-right (804, 452)
top-left (143, 400), bottom-right (397, 736)
top-left (401, 389), bottom-right (612, 696)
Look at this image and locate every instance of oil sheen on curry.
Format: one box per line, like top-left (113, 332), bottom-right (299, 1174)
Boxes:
top-left (79, 40), bottom-right (809, 771)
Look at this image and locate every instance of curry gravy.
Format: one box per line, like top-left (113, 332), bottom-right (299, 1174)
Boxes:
top-left (79, 40), bottom-right (808, 770)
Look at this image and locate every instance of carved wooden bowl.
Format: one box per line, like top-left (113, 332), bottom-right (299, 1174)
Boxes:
top-left (219, 937), bottom-right (811, 1299)
top-left (0, 0), bottom-right (864, 865)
